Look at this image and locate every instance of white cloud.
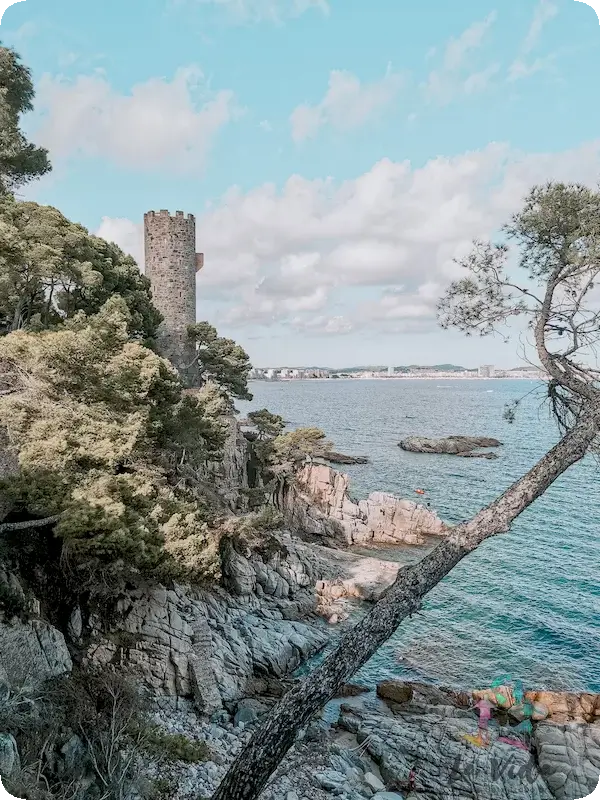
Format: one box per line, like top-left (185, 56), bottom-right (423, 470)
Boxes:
top-left (34, 66), bottom-right (241, 172)
top-left (5, 19), bottom-right (38, 42)
top-left (509, 0), bottom-right (558, 81)
top-left (464, 63), bottom-right (501, 94)
top-left (424, 12), bottom-right (498, 104)
top-left (96, 217), bottom-right (144, 269)
top-left (259, 119), bottom-right (273, 132)
top-left (290, 66), bottom-right (403, 143)
top-left (522, 0), bottom-right (558, 54)
top-left (98, 139), bottom-right (600, 336)
top-left (189, 0), bottom-right (329, 23)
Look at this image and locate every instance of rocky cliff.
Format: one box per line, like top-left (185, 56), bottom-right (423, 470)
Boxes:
top-left (275, 461), bottom-right (447, 546)
top-left (0, 423), bottom-right (598, 800)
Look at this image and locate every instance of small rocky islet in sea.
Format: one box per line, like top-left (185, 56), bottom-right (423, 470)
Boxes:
top-left (398, 435), bottom-right (503, 460)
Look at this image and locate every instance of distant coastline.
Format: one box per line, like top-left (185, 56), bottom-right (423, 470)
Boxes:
top-left (249, 365), bottom-right (545, 382)
top-left (249, 375), bottom-right (546, 383)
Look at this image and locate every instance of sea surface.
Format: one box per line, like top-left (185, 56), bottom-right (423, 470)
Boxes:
top-left (237, 379), bottom-right (600, 694)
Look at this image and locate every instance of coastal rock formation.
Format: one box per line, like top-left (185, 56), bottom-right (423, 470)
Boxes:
top-left (523, 690), bottom-right (600, 725)
top-left (369, 680), bottom-right (600, 800)
top-left (201, 416), bottom-right (251, 511)
top-left (85, 579), bottom-right (327, 707)
top-left (83, 532), bottom-right (402, 706)
top-left (381, 680), bottom-right (600, 726)
top-left (277, 462), bottom-right (446, 546)
top-left (133, 679), bottom-right (600, 800)
top-left (534, 722), bottom-right (600, 800)
top-left (399, 435), bottom-right (502, 458)
top-left (339, 705), bottom-right (555, 800)
top-left (323, 452), bottom-right (370, 465)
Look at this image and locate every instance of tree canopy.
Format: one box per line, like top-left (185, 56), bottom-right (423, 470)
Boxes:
top-left (247, 409), bottom-right (285, 438)
top-left (0, 195), bottom-right (162, 340)
top-left (0, 297), bottom-right (228, 584)
top-left (270, 426), bottom-right (332, 465)
top-left (438, 182), bottom-right (600, 434)
top-left (0, 45), bottom-right (51, 195)
top-left (187, 321), bottom-right (253, 401)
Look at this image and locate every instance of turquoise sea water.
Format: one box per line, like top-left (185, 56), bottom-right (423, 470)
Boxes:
top-left (237, 379), bottom-right (600, 693)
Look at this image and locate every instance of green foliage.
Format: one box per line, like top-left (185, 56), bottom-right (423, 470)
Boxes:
top-left (505, 182), bottom-right (600, 279)
top-left (0, 298), bottom-right (226, 582)
top-left (438, 182), bottom-right (600, 340)
top-left (0, 45), bottom-right (51, 196)
top-left (142, 725), bottom-right (211, 763)
top-left (247, 408), bottom-right (285, 438)
top-left (270, 427), bottom-right (332, 465)
top-left (234, 506), bottom-right (284, 536)
top-left (0, 194), bottom-right (161, 340)
top-left (241, 486), bottom-right (270, 510)
top-left (187, 321), bottom-right (253, 401)
top-left (438, 182), bottom-right (600, 432)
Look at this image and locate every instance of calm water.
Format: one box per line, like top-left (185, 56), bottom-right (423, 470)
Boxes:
top-left (237, 379), bottom-right (600, 693)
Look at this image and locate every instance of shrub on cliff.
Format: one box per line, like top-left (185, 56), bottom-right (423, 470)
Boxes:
top-left (0, 297), bottom-right (227, 583)
top-left (270, 427), bottom-right (332, 465)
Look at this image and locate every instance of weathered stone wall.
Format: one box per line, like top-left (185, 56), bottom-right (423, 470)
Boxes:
top-left (143, 210), bottom-right (202, 373)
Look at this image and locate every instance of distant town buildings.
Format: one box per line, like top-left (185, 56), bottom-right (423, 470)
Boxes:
top-left (248, 365), bottom-right (546, 381)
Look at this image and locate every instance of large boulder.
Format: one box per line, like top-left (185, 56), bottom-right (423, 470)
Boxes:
top-left (399, 436), bottom-right (502, 457)
top-left (377, 681), bottom-right (414, 706)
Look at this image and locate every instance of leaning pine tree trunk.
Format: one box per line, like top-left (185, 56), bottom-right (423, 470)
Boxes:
top-left (211, 408), bottom-right (599, 800)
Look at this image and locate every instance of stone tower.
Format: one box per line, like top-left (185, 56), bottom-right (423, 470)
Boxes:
top-left (143, 210), bottom-right (204, 376)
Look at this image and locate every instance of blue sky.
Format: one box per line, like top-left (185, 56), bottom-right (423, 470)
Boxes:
top-left (1, 0), bottom-right (600, 368)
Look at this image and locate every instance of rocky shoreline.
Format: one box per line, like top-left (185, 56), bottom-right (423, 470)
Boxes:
top-left (0, 421), bottom-right (598, 799)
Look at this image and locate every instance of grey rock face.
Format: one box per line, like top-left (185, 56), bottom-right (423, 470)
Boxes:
top-left (201, 417), bottom-right (251, 512)
top-left (67, 606), bottom-right (83, 642)
top-left (534, 722), bottom-right (600, 800)
top-left (340, 708), bottom-right (554, 800)
top-left (0, 619), bottom-right (72, 688)
top-left (399, 435), bottom-right (502, 456)
top-left (0, 733), bottom-right (20, 777)
top-left (85, 542), bottom-right (329, 705)
top-left (233, 698), bottom-right (267, 727)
